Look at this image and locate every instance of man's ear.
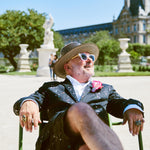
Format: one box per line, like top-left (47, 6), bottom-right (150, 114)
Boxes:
top-left (64, 63), bottom-right (73, 75)
top-left (64, 64), bottom-right (70, 72)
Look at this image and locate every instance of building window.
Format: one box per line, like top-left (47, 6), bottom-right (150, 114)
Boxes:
top-left (127, 26), bottom-right (130, 33)
top-left (143, 35), bottom-right (146, 43)
top-left (115, 28), bottom-right (118, 34)
top-left (143, 24), bottom-right (146, 31)
top-left (134, 35), bottom-right (137, 43)
top-left (137, 24), bottom-right (139, 31)
top-left (134, 24), bottom-right (137, 32)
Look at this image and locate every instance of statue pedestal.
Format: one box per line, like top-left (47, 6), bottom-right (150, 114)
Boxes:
top-left (118, 51), bottom-right (133, 72)
top-left (36, 47), bottom-right (58, 77)
top-left (17, 44), bottom-right (31, 72)
top-left (118, 38), bottom-right (134, 72)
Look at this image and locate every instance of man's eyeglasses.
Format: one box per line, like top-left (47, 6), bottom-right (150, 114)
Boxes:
top-left (71, 53), bottom-right (95, 62)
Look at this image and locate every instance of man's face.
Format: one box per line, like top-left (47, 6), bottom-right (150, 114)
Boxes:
top-left (65, 52), bottom-right (95, 82)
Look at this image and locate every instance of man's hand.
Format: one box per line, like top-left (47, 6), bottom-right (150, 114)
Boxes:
top-left (19, 100), bottom-right (41, 132)
top-left (123, 108), bottom-right (144, 136)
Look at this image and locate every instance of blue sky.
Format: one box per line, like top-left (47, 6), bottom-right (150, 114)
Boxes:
top-left (1, 0), bottom-right (124, 30)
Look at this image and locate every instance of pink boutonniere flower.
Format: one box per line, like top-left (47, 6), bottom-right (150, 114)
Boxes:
top-left (91, 80), bottom-right (103, 92)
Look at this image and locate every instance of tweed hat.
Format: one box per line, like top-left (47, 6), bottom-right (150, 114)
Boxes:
top-left (54, 42), bottom-right (99, 78)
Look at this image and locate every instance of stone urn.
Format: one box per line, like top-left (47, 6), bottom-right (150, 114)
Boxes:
top-left (118, 38), bottom-right (134, 72)
top-left (17, 44), bottom-right (31, 72)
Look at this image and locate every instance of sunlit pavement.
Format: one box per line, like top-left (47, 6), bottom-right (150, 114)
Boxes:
top-left (0, 75), bottom-right (149, 150)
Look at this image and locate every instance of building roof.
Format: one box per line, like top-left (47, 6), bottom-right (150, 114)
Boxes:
top-left (56, 22), bottom-right (113, 35)
top-left (129, 0), bottom-right (145, 16)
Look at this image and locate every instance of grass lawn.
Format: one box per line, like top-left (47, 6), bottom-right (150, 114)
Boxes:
top-left (94, 71), bottom-right (150, 77)
top-left (1, 71), bottom-right (37, 75)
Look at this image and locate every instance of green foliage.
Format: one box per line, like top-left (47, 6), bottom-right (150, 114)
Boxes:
top-left (128, 50), bottom-right (141, 59)
top-left (84, 31), bottom-right (121, 65)
top-left (138, 65), bottom-right (150, 72)
top-left (132, 64), bottom-right (150, 72)
top-left (0, 66), bottom-right (6, 73)
top-left (53, 31), bottom-right (64, 55)
top-left (127, 43), bottom-right (145, 56)
top-left (94, 65), bottom-right (116, 72)
top-left (0, 9), bottom-right (46, 70)
top-left (127, 43), bottom-right (150, 57)
top-left (0, 65), bottom-right (14, 73)
top-left (30, 63), bottom-right (38, 71)
top-left (144, 45), bottom-right (150, 56)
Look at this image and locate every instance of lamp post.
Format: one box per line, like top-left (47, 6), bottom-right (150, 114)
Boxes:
top-left (118, 38), bottom-right (134, 72)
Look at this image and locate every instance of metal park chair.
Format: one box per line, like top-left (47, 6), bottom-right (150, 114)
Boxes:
top-left (18, 113), bottom-right (144, 150)
top-left (107, 114), bottom-right (144, 150)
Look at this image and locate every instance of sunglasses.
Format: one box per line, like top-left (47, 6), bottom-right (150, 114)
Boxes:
top-left (71, 53), bottom-right (95, 62)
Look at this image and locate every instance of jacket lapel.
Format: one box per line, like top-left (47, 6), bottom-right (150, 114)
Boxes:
top-left (63, 79), bottom-right (78, 102)
top-left (80, 82), bottom-right (92, 100)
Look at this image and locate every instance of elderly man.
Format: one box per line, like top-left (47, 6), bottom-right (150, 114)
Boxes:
top-left (13, 42), bottom-right (144, 150)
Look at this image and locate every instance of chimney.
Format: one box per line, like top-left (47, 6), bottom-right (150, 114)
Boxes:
top-left (124, 0), bottom-right (130, 8)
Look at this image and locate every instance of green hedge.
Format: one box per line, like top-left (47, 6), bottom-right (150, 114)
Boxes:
top-left (0, 65), bottom-right (14, 73)
top-left (127, 43), bottom-right (150, 57)
top-left (133, 65), bottom-right (150, 72)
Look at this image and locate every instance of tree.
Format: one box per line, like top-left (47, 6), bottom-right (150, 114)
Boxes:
top-left (53, 31), bottom-right (64, 56)
top-left (0, 9), bottom-right (46, 70)
top-left (126, 43), bottom-right (150, 62)
top-left (84, 31), bottom-right (121, 65)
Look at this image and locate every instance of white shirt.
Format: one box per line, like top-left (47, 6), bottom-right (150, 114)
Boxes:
top-left (66, 75), bottom-right (90, 101)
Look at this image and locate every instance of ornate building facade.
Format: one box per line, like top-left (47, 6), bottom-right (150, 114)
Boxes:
top-left (57, 0), bottom-right (150, 45)
top-left (113, 0), bottom-right (150, 44)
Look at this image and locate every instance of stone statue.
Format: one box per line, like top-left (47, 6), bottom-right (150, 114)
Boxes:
top-left (37, 14), bottom-right (58, 77)
top-left (42, 14), bottom-right (54, 49)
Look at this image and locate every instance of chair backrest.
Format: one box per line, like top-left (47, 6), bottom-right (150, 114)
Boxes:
top-left (18, 113), bottom-right (144, 150)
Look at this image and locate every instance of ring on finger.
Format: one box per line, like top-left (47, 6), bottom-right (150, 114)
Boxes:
top-left (22, 115), bottom-right (26, 122)
top-left (135, 120), bottom-right (142, 126)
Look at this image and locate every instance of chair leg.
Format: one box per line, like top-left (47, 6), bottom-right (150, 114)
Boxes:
top-left (138, 130), bottom-right (143, 150)
top-left (19, 124), bottom-right (23, 150)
